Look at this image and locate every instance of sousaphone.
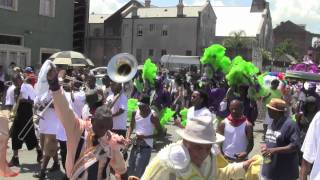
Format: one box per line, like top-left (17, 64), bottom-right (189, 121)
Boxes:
top-left (107, 53), bottom-right (138, 83)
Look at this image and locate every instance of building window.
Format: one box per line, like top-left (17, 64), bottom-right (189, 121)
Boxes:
top-left (161, 49), bottom-right (167, 56)
top-left (137, 24), bottom-right (143, 37)
top-left (186, 50), bottom-right (192, 56)
top-left (39, 0), bottom-right (55, 17)
top-left (105, 27), bottom-right (113, 35)
top-left (93, 28), bottom-right (101, 37)
top-left (161, 25), bottom-right (168, 36)
top-left (0, 34), bottom-right (22, 45)
top-left (0, 0), bottom-right (17, 10)
top-left (122, 24), bottom-right (128, 36)
top-left (148, 49), bottom-right (154, 57)
top-left (136, 49), bottom-right (142, 63)
top-left (149, 24), bottom-right (155, 32)
top-left (40, 48), bottom-right (60, 64)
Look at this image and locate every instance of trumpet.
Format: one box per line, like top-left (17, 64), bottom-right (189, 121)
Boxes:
top-left (17, 99), bottom-right (53, 141)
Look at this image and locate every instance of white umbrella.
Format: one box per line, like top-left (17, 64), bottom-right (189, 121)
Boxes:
top-left (50, 51), bottom-right (94, 67)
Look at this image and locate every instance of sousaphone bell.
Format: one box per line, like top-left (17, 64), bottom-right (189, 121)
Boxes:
top-left (107, 53), bottom-right (138, 83)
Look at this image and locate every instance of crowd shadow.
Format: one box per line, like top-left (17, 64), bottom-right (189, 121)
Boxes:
top-left (20, 163), bottom-right (40, 174)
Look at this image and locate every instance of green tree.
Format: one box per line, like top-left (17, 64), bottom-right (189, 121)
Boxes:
top-left (275, 39), bottom-right (298, 59)
top-left (261, 48), bottom-right (272, 66)
top-left (223, 30), bottom-right (255, 57)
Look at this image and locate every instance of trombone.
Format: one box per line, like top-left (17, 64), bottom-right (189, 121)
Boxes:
top-left (17, 99), bottom-right (53, 141)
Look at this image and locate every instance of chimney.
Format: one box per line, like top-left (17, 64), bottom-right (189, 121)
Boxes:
top-left (177, 0), bottom-right (184, 17)
top-left (131, 2), bottom-right (138, 18)
top-left (145, 0), bottom-right (151, 8)
top-left (250, 0), bottom-right (266, 12)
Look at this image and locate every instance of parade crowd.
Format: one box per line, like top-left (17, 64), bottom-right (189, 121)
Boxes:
top-left (0, 46), bottom-right (319, 180)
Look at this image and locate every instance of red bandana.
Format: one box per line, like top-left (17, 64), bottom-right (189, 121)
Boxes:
top-left (227, 114), bottom-right (247, 127)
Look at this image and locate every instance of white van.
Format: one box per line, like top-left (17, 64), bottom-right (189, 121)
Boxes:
top-left (160, 55), bottom-right (200, 72)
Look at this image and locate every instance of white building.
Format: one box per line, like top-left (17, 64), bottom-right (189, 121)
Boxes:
top-left (121, 0), bottom-right (216, 64)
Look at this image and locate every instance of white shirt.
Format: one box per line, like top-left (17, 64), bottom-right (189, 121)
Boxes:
top-left (301, 111), bottom-right (320, 180)
top-left (135, 109), bottom-right (154, 147)
top-left (222, 120), bottom-right (248, 159)
top-left (5, 85), bottom-right (15, 106)
top-left (107, 92), bottom-right (128, 130)
top-left (81, 104), bottom-right (91, 121)
top-left (187, 106), bottom-right (212, 120)
top-left (102, 86), bottom-right (112, 98)
top-left (69, 91), bottom-right (86, 118)
top-left (34, 93), bottom-right (59, 135)
top-left (56, 92), bottom-right (79, 141)
top-left (20, 83), bottom-right (36, 100)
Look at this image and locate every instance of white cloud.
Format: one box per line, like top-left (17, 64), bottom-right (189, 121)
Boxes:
top-left (269, 0), bottom-right (320, 33)
top-left (89, 0), bottom-right (126, 14)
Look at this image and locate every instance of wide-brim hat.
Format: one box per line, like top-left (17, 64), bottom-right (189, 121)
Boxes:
top-left (176, 116), bottom-right (225, 144)
top-left (266, 98), bottom-right (286, 112)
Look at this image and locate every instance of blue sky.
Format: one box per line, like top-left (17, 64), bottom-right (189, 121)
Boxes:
top-left (90, 0), bottom-right (320, 34)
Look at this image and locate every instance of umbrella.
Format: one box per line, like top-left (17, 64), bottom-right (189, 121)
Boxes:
top-left (50, 51), bottom-right (94, 67)
top-left (86, 58), bottom-right (95, 67)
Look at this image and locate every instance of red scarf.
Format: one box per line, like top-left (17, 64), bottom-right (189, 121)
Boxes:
top-left (227, 114), bottom-right (247, 127)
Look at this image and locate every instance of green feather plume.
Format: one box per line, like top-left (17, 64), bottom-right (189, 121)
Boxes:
top-left (127, 98), bottom-right (138, 122)
top-left (179, 108), bottom-right (188, 127)
top-left (226, 56), bottom-right (259, 86)
top-left (142, 58), bottom-right (158, 85)
top-left (200, 44), bottom-right (232, 74)
top-left (159, 108), bottom-right (175, 127)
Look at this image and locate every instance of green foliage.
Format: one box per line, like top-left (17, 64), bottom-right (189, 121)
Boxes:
top-left (261, 49), bottom-right (272, 62)
top-left (223, 30), bottom-right (248, 50)
top-left (275, 39), bottom-right (298, 59)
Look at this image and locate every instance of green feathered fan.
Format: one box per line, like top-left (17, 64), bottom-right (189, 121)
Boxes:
top-left (127, 98), bottom-right (139, 122)
top-left (142, 58), bottom-right (158, 85)
top-left (159, 108), bottom-right (175, 127)
top-left (179, 108), bottom-right (188, 127)
top-left (200, 44), bottom-right (231, 74)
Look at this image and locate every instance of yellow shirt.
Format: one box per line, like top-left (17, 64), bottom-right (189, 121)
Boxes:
top-left (141, 141), bottom-right (260, 180)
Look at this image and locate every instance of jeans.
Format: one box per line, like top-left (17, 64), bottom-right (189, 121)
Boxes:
top-left (128, 139), bottom-right (152, 178)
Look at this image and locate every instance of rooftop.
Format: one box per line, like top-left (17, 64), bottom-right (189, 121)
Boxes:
top-left (89, 14), bottom-right (111, 23)
top-left (124, 6), bottom-right (205, 18)
top-left (213, 6), bottom-right (265, 37)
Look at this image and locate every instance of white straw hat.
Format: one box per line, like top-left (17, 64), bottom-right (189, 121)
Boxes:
top-left (176, 116), bottom-right (225, 144)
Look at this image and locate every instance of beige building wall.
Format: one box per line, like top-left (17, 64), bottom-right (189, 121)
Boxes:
top-left (122, 17), bottom-right (199, 64)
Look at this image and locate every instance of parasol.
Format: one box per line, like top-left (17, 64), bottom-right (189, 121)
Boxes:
top-left (50, 51), bottom-right (94, 67)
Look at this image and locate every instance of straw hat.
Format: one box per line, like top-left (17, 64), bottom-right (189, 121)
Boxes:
top-left (176, 116), bottom-right (225, 144)
top-left (266, 98), bottom-right (286, 112)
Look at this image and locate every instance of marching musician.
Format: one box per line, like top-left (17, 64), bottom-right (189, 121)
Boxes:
top-left (33, 91), bottom-right (60, 179)
top-left (8, 74), bottom-right (42, 167)
top-left (107, 81), bottom-right (128, 160)
top-left (46, 63), bottom-right (127, 179)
